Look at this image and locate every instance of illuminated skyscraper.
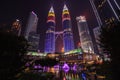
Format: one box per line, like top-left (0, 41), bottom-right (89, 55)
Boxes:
top-left (93, 27), bottom-right (102, 54)
top-left (89, 0), bottom-right (102, 27)
top-left (76, 16), bottom-right (94, 53)
top-left (25, 11), bottom-right (38, 39)
top-left (62, 4), bottom-right (74, 52)
top-left (89, 0), bottom-right (120, 54)
top-left (44, 6), bottom-right (55, 53)
top-left (11, 19), bottom-right (21, 36)
top-left (106, 0), bottom-right (120, 21)
top-left (89, 0), bottom-right (120, 26)
top-left (112, 0), bottom-right (120, 10)
top-left (25, 11), bottom-right (39, 51)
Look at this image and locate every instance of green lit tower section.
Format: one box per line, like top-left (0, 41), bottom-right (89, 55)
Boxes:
top-left (44, 7), bottom-right (55, 53)
top-left (62, 4), bottom-right (74, 52)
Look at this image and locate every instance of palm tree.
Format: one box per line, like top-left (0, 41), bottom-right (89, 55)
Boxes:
top-left (99, 21), bottom-right (120, 80)
top-left (0, 29), bottom-right (28, 80)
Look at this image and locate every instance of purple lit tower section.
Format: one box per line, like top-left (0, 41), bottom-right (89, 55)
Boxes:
top-left (62, 4), bottom-right (74, 52)
top-left (44, 7), bottom-right (55, 53)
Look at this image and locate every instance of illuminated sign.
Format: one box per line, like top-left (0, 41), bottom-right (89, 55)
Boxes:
top-left (27, 52), bottom-right (47, 56)
top-left (64, 48), bottom-right (82, 55)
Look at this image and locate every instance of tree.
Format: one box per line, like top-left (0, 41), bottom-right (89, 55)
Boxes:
top-left (96, 61), bottom-right (112, 80)
top-left (0, 30), bottom-right (28, 80)
top-left (34, 57), bottom-right (59, 67)
top-left (99, 21), bottom-right (120, 79)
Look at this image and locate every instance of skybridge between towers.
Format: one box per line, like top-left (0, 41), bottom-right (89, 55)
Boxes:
top-left (55, 31), bottom-right (63, 41)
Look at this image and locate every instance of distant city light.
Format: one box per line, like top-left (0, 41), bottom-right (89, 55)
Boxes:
top-left (73, 64), bottom-right (77, 71)
top-left (62, 63), bottom-right (70, 72)
top-left (64, 48), bottom-right (82, 55)
top-left (27, 52), bottom-right (47, 56)
top-left (80, 16), bottom-right (86, 22)
top-left (76, 16), bottom-right (86, 22)
top-left (16, 19), bottom-right (19, 21)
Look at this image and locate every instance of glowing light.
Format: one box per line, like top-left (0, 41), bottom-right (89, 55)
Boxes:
top-left (114, 0), bottom-right (120, 10)
top-left (31, 11), bottom-right (37, 17)
top-left (73, 64), bottom-right (77, 71)
top-left (62, 63), bottom-right (70, 72)
top-left (63, 77), bottom-right (66, 80)
top-left (63, 63), bottom-right (69, 69)
top-left (47, 20), bottom-right (55, 23)
top-left (82, 73), bottom-right (87, 80)
top-left (49, 6), bottom-right (54, 13)
top-left (16, 19), bottom-right (19, 21)
top-left (76, 16), bottom-right (86, 22)
top-left (107, 0), bottom-right (120, 21)
top-left (62, 4), bottom-right (70, 21)
top-left (62, 18), bottom-right (71, 21)
top-left (63, 4), bottom-right (68, 11)
top-left (80, 16), bottom-right (86, 21)
top-left (64, 48), bottom-right (82, 55)
top-left (34, 65), bottom-right (37, 69)
top-left (47, 6), bottom-right (55, 22)
top-left (54, 65), bottom-right (59, 72)
top-left (27, 52), bottom-right (47, 56)
top-left (38, 65), bottom-right (42, 68)
top-left (64, 68), bottom-right (69, 72)
top-left (78, 42), bottom-right (81, 47)
top-left (48, 13), bottom-right (55, 16)
top-left (61, 47), bottom-right (64, 53)
top-left (50, 67), bottom-right (55, 73)
top-left (54, 65), bottom-right (59, 68)
top-left (63, 11), bottom-right (69, 15)
top-left (47, 6), bottom-right (55, 23)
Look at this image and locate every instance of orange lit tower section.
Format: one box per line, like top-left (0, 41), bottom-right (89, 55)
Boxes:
top-left (62, 4), bottom-right (74, 52)
top-left (44, 6), bottom-right (56, 53)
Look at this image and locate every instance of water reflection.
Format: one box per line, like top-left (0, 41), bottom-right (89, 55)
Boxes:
top-left (45, 63), bottom-right (86, 80)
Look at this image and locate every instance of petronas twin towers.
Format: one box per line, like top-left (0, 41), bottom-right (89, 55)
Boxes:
top-left (44, 4), bottom-right (74, 53)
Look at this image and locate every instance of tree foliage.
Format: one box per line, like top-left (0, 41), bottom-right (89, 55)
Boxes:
top-left (99, 22), bottom-right (120, 54)
top-left (34, 57), bottom-right (59, 67)
top-left (99, 21), bottom-right (120, 79)
top-left (0, 30), bottom-right (28, 80)
top-left (19, 72), bottom-right (54, 80)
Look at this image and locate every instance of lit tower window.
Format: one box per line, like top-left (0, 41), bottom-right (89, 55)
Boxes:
top-left (11, 19), bottom-right (21, 36)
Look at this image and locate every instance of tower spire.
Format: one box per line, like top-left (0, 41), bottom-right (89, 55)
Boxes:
top-left (49, 6), bottom-right (54, 13)
top-left (63, 4), bottom-right (68, 11)
top-left (47, 6), bottom-right (55, 23)
top-left (62, 4), bottom-right (70, 21)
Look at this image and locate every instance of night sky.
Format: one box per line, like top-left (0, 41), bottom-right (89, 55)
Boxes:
top-left (0, 0), bottom-right (98, 52)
